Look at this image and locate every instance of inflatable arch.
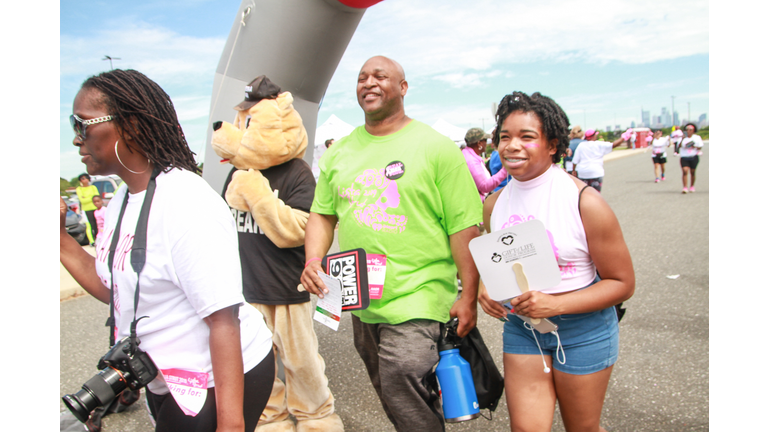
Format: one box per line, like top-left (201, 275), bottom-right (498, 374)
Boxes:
top-left (203, 0), bottom-right (384, 193)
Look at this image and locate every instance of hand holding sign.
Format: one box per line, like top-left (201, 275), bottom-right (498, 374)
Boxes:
top-left (469, 219), bottom-right (561, 302)
top-left (324, 249), bottom-right (370, 311)
top-left (512, 262), bottom-right (540, 325)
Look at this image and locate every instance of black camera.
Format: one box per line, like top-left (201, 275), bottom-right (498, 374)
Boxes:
top-left (62, 337), bottom-right (158, 423)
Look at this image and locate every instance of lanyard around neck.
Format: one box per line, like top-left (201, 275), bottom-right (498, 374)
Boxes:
top-left (106, 166), bottom-right (162, 350)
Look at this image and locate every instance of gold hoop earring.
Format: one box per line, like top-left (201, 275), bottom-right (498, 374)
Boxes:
top-left (115, 140), bottom-right (150, 174)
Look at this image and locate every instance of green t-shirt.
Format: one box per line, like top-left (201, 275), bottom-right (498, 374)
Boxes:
top-left (312, 120), bottom-right (483, 324)
top-left (76, 185), bottom-right (100, 212)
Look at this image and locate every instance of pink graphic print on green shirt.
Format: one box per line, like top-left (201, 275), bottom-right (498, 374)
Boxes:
top-left (337, 168), bottom-right (408, 233)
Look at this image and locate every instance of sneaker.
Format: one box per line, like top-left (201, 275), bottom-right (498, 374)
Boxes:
top-left (655, 178), bottom-right (660, 183)
top-left (682, 187), bottom-right (688, 194)
top-left (661, 175), bottom-right (666, 181)
top-left (689, 186), bottom-right (695, 193)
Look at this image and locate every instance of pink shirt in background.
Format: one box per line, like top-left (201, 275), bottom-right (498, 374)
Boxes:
top-left (461, 146), bottom-right (507, 202)
top-left (94, 207), bottom-right (106, 245)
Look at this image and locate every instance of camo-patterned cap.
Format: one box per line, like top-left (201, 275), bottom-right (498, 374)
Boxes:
top-left (465, 127), bottom-right (490, 144)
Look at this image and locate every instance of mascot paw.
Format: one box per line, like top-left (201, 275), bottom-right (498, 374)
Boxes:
top-left (296, 413), bottom-right (344, 432)
top-left (225, 169), bottom-right (272, 212)
top-left (255, 419), bottom-right (296, 432)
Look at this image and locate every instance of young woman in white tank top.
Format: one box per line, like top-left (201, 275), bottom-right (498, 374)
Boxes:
top-left (478, 92), bottom-right (634, 432)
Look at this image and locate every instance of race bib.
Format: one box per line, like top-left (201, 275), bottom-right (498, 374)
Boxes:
top-left (160, 369), bottom-right (209, 416)
top-left (367, 254), bottom-right (387, 299)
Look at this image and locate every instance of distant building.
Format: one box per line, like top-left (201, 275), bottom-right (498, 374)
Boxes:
top-left (641, 110), bottom-right (650, 127)
top-left (661, 107), bottom-right (671, 127)
top-left (615, 124), bottom-right (621, 131)
top-left (606, 126), bottom-right (612, 132)
top-left (631, 120), bottom-right (636, 128)
top-left (673, 112), bottom-right (679, 126)
top-left (698, 113), bottom-right (709, 128)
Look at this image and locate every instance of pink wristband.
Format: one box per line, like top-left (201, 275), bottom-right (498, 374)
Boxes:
top-left (304, 257), bottom-right (322, 268)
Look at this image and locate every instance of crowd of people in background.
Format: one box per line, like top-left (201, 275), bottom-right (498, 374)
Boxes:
top-left (454, 121), bottom-right (705, 201)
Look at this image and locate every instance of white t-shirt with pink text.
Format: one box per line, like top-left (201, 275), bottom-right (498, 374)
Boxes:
top-left (94, 168), bottom-right (272, 395)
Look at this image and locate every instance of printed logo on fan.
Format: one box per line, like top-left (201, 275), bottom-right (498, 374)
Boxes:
top-left (501, 214), bottom-right (576, 276)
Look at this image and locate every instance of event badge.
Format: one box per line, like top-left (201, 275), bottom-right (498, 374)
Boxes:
top-left (314, 271), bottom-right (343, 331)
top-left (323, 249), bottom-right (370, 311)
top-left (366, 254), bottom-right (386, 299)
top-left (160, 368), bottom-right (209, 417)
top-left (385, 161), bottom-right (405, 180)
top-left (468, 219), bottom-right (561, 301)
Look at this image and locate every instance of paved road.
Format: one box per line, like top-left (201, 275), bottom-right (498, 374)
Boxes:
top-left (60, 145), bottom-right (708, 431)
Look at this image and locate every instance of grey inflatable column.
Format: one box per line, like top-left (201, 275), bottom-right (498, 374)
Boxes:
top-left (203, 0), bottom-right (373, 192)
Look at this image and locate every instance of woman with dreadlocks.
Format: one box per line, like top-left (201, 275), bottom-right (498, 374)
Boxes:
top-left (59, 69), bottom-right (274, 432)
top-left (477, 91), bottom-right (634, 432)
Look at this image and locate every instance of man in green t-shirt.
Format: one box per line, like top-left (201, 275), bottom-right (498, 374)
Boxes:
top-left (300, 56), bottom-right (483, 431)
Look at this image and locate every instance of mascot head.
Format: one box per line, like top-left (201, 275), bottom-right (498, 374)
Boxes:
top-left (211, 75), bottom-right (308, 170)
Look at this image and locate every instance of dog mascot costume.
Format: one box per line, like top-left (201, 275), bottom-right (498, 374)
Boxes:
top-left (212, 76), bottom-right (343, 432)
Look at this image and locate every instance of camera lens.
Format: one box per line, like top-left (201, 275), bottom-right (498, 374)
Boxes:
top-left (62, 367), bottom-right (128, 423)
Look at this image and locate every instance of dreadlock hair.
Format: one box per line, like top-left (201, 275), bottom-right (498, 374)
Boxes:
top-left (492, 91), bottom-right (570, 164)
top-left (80, 69), bottom-right (200, 174)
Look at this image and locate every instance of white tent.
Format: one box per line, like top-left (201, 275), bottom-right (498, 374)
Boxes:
top-left (314, 114), bottom-right (356, 147)
top-left (311, 114), bottom-right (356, 180)
top-left (432, 118), bottom-right (467, 145)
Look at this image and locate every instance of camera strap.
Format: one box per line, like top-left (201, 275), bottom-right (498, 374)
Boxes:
top-left (106, 166), bottom-right (162, 349)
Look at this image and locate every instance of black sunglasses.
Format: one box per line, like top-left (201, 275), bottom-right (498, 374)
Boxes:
top-left (70, 114), bottom-right (114, 140)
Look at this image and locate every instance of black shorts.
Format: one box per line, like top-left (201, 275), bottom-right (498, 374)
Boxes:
top-left (652, 155), bottom-right (667, 164)
top-left (680, 156), bottom-right (699, 170)
top-left (578, 177), bottom-right (603, 192)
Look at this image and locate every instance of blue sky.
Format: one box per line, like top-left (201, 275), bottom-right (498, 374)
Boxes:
top-left (58, 0), bottom-right (709, 180)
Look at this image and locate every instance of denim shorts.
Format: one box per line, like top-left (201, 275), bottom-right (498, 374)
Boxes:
top-left (502, 305), bottom-right (619, 375)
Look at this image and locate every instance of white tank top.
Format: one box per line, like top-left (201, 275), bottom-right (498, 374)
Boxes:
top-left (491, 165), bottom-right (596, 294)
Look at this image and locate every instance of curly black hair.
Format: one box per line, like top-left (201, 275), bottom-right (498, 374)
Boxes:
top-left (492, 91), bottom-right (570, 164)
top-left (81, 69), bottom-right (200, 174)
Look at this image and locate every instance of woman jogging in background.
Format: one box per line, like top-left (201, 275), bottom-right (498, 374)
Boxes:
top-left (650, 129), bottom-right (670, 183)
top-left (60, 69), bottom-right (274, 432)
top-left (479, 91), bottom-right (634, 432)
top-left (679, 122), bottom-right (704, 193)
top-left (571, 129), bottom-right (625, 192)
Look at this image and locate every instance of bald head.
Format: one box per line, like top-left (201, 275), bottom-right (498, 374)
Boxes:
top-left (361, 56), bottom-right (406, 80)
top-left (357, 55), bottom-right (409, 125)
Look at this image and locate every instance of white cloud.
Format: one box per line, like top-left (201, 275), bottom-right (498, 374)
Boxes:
top-left (60, 18), bottom-right (228, 178)
top-left (60, 20), bottom-right (226, 83)
top-left (433, 72), bottom-right (485, 89)
top-left (318, 0), bottom-right (708, 131)
top-left (343, 0), bottom-right (708, 79)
